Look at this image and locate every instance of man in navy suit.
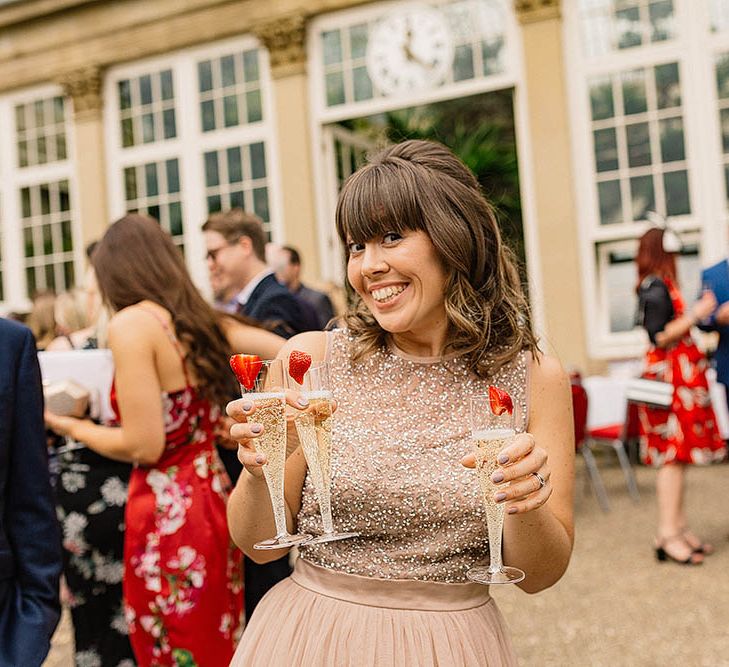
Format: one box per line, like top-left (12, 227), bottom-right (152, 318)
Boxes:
top-left (202, 209), bottom-right (315, 338)
top-left (0, 318), bottom-right (62, 665)
top-left (700, 259), bottom-right (729, 402)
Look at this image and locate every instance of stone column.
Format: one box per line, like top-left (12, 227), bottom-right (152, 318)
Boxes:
top-left (57, 65), bottom-right (109, 251)
top-left (514, 0), bottom-right (592, 372)
top-left (254, 13), bottom-right (322, 283)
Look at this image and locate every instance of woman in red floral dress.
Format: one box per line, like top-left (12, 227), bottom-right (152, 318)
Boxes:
top-left (46, 214), bottom-right (284, 665)
top-left (635, 227), bottom-right (726, 566)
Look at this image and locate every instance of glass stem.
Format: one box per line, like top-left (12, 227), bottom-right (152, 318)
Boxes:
top-left (319, 491), bottom-right (334, 534)
top-left (487, 510), bottom-right (505, 574)
top-left (264, 470), bottom-right (288, 538)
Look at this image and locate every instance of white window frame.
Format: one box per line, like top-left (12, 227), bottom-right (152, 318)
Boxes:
top-left (564, 0), bottom-right (729, 359)
top-left (307, 0), bottom-right (547, 336)
top-left (104, 36), bottom-right (283, 295)
top-left (0, 83), bottom-right (81, 313)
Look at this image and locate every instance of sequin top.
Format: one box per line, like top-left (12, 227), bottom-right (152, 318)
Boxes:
top-left (297, 329), bottom-right (530, 583)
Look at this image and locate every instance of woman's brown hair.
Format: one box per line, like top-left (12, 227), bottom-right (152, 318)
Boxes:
top-left (335, 139), bottom-right (538, 378)
top-left (635, 227), bottom-right (678, 292)
top-left (92, 213), bottom-right (236, 405)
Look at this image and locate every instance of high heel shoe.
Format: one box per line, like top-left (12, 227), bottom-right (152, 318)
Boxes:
top-left (654, 535), bottom-right (704, 565)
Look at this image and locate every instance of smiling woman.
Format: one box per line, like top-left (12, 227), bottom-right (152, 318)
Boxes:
top-left (226, 140), bottom-right (574, 666)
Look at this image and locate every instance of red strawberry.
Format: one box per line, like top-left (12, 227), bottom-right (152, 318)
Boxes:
top-left (288, 350), bottom-right (312, 385)
top-left (230, 354), bottom-right (263, 391)
top-left (488, 385), bottom-right (513, 416)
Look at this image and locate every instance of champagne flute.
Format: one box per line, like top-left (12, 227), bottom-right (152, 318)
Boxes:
top-left (288, 362), bottom-right (358, 544)
top-left (238, 358), bottom-right (311, 550)
top-left (467, 392), bottom-right (525, 585)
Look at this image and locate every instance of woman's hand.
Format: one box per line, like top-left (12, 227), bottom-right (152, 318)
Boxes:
top-left (45, 410), bottom-right (82, 439)
top-left (461, 432), bottom-right (551, 515)
top-left (226, 391), bottom-right (311, 478)
top-left (692, 290), bottom-right (718, 322)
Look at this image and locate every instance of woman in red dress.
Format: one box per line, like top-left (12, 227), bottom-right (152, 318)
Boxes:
top-left (635, 227), bottom-right (725, 565)
top-left (46, 214), bottom-right (284, 665)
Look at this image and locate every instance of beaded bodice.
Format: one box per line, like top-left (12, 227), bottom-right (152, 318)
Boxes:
top-left (297, 329), bottom-right (529, 583)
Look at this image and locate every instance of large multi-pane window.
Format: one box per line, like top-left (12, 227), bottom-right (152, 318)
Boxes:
top-left (0, 87), bottom-right (78, 309)
top-left (566, 0), bottom-right (729, 357)
top-left (106, 39), bottom-right (278, 284)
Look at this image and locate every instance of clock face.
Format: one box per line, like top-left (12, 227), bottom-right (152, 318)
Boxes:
top-left (366, 6), bottom-right (454, 97)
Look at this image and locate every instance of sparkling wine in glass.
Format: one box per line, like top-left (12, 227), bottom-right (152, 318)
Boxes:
top-left (231, 355), bottom-right (311, 550)
top-left (288, 360), bottom-right (358, 544)
top-left (467, 390), bottom-right (525, 585)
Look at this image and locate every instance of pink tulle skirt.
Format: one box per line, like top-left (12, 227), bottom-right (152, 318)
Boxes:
top-left (231, 558), bottom-right (517, 666)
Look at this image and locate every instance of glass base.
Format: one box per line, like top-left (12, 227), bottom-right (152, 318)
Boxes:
top-left (466, 565), bottom-right (525, 585)
top-left (253, 533), bottom-right (312, 550)
top-left (305, 531), bottom-right (360, 545)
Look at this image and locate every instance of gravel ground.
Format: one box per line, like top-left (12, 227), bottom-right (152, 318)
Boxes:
top-left (45, 459), bottom-right (729, 666)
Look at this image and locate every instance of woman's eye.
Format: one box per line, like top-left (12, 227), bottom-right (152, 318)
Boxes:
top-left (382, 232), bottom-right (402, 244)
top-left (347, 241), bottom-right (365, 254)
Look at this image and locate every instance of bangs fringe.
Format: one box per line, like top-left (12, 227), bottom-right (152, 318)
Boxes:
top-left (336, 162), bottom-right (428, 243)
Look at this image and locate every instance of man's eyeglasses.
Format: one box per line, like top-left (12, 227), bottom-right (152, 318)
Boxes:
top-left (205, 244), bottom-right (233, 262)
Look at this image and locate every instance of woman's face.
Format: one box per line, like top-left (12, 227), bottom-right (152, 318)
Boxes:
top-left (346, 229), bottom-right (449, 338)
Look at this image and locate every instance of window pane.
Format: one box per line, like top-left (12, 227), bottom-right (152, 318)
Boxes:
top-left (590, 78), bottom-right (615, 121)
top-left (199, 60), bottom-right (213, 92)
top-left (250, 142), bottom-right (266, 179)
top-left (145, 163), bottom-right (159, 197)
top-left (166, 159), bottom-right (180, 194)
top-left (626, 123), bottom-right (652, 168)
top-left (61, 220), bottom-right (73, 252)
top-left (224, 95), bottom-right (239, 127)
top-left (623, 70), bottom-right (648, 115)
top-left (326, 72), bottom-right (346, 107)
top-left (160, 70), bottom-right (174, 100)
top-left (630, 175), bottom-right (655, 221)
top-left (169, 202), bottom-right (183, 236)
top-left (121, 118), bottom-right (134, 147)
top-left (163, 109), bottom-right (176, 139)
top-left (353, 67), bottom-right (373, 102)
top-left (453, 44), bottom-right (475, 82)
top-left (616, 7), bottom-right (642, 50)
top-left (350, 24), bottom-right (368, 59)
top-left (323, 30), bottom-right (343, 66)
top-left (230, 190), bottom-right (244, 209)
top-left (118, 80), bottom-right (132, 109)
top-left (124, 167), bottom-right (137, 200)
top-left (201, 100), bottom-right (216, 132)
top-left (207, 194), bottom-right (222, 212)
top-left (606, 249), bottom-right (638, 333)
top-left (221, 55), bottom-right (236, 87)
top-left (659, 117), bottom-right (685, 162)
top-left (205, 152), bottom-right (220, 187)
top-left (253, 187), bottom-right (269, 222)
top-left (142, 113), bottom-right (155, 143)
top-left (139, 75), bottom-right (153, 105)
top-left (246, 90), bottom-right (262, 123)
top-left (227, 147), bottom-right (242, 183)
top-left (243, 50), bottom-right (259, 82)
top-left (15, 104), bottom-right (26, 131)
top-left (717, 53), bottom-right (729, 99)
top-left (598, 180), bottom-right (622, 225)
top-left (40, 185), bottom-right (51, 215)
top-left (664, 170), bottom-right (690, 215)
top-left (650, 1), bottom-right (676, 42)
top-left (655, 63), bottom-right (681, 109)
top-left (594, 128), bottom-right (619, 172)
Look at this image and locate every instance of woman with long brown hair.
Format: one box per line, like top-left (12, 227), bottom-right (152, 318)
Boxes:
top-left (45, 213), bottom-right (283, 665)
top-left (635, 226), bottom-right (725, 565)
top-left (226, 140), bottom-right (575, 664)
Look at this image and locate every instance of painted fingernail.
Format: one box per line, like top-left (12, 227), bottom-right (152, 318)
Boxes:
top-left (297, 397), bottom-right (309, 407)
top-left (495, 492), bottom-right (507, 502)
top-left (491, 471), bottom-right (504, 483)
top-left (255, 454), bottom-right (265, 464)
top-left (242, 402), bottom-right (253, 412)
top-left (497, 453), bottom-right (509, 464)
top-left (250, 423), bottom-right (263, 434)
top-left (508, 506), bottom-right (518, 514)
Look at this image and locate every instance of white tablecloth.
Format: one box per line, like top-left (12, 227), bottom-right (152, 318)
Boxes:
top-left (582, 370), bottom-right (729, 439)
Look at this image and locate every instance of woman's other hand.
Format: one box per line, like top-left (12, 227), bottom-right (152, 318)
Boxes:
top-left (461, 432), bottom-right (551, 515)
top-left (44, 410), bottom-right (82, 438)
top-left (693, 290), bottom-right (718, 322)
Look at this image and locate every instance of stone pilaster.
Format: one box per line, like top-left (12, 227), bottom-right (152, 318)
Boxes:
top-left (56, 65), bottom-right (104, 121)
top-left (253, 13), bottom-right (307, 78)
top-left (514, 0), bottom-right (560, 24)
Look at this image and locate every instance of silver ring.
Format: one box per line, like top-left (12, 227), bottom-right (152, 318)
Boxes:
top-left (532, 471), bottom-right (547, 489)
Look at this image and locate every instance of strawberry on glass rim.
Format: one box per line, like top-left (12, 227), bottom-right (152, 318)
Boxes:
top-left (229, 354), bottom-right (263, 391)
top-left (288, 350), bottom-right (312, 385)
top-left (488, 385), bottom-right (513, 416)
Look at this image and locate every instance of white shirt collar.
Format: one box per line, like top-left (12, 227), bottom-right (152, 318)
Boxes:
top-left (236, 268), bottom-right (274, 306)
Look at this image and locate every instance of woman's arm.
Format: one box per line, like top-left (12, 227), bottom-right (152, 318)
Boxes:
top-left (226, 330), bottom-right (326, 562)
top-left (653, 290), bottom-right (716, 348)
top-left (498, 355), bottom-right (575, 593)
top-left (221, 317), bottom-right (285, 359)
top-left (45, 308), bottom-right (166, 465)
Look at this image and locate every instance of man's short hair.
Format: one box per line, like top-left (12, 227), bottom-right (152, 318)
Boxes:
top-left (281, 245), bottom-right (301, 266)
top-left (202, 209), bottom-right (266, 261)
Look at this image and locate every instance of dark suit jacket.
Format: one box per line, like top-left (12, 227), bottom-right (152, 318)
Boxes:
top-left (296, 284), bottom-right (335, 330)
top-left (240, 273), bottom-right (316, 339)
top-left (0, 319), bottom-right (62, 666)
top-left (700, 259), bottom-right (729, 386)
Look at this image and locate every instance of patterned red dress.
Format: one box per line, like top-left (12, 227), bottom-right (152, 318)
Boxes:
top-left (115, 314), bottom-right (243, 666)
top-left (639, 276), bottom-right (726, 466)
